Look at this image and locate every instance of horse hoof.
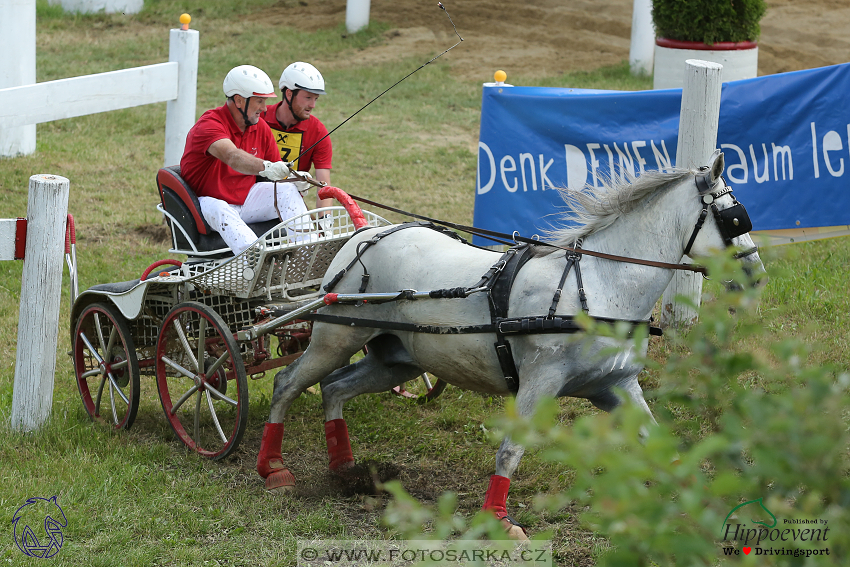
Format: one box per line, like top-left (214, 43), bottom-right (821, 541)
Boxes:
top-left (501, 518), bottom-right (529, 541)
top-left (503, 521), bottom-right (529, 541)
top-left (265, 469), bottom-right (296, 492)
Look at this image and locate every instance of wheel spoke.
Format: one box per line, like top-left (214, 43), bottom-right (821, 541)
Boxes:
top-left (105, 327), bottom-right (118, 363)
top-left (205, 383), bottom-right (237, 407)
top-left (162, 355), bottom-right (199, 380)
top-left (422, 372), bottom-right (433, 390)
top-left (173, 317), bottom-right (200, 373)
top-left (94, 371), bottom-right (107, 417)
top-left (108, 377), bottom-right (119, 425)
top-left (206, 390), bottom-right (227, 443)
top-left (171, 383), bottom-right (200, 414)
top-left (106, 373), bottom-right (130, 405)
top-left (204, 350), bottom-right (231, 379)
top-left (94, 312), bottom-right (107, 354)
top-left (111, 359), bottom-right (128, 372)
top-left (81, 368), bottom-right (101, 379)
top-left (80, 331), bottom-right (104, 365)
top-left (194, 389), bottom-right (202, 445)
top-left (197, 316), bottom-right (207, 373)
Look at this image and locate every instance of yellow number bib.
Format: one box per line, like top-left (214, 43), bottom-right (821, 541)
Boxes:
top-left (270, 127), bottom-right (303, 169)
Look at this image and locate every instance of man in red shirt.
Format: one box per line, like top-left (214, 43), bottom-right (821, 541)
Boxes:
top-left (180, 65), bottom-right (312, 255)
top-left (262, 62), bottom-right (334, 225)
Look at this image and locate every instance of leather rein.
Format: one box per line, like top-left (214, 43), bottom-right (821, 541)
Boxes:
top-left (342, 192), bottom-right (710, 275)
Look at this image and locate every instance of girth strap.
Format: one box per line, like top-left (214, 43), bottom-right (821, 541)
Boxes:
top-left (487, 245), bottom-right (536, 394)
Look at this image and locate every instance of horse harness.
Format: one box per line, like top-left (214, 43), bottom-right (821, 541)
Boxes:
top-left (305, 221), bottom-right (662, 394)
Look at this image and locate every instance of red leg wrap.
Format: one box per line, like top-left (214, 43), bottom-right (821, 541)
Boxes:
top-left (257, 422), bottom-right (288, 479)
top-left (325, 419), bottom-right (355, 471)
top-left (482, 474), bottom-right (511, 520)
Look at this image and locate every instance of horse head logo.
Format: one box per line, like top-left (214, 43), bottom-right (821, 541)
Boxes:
top-left (722, 497), bottom-right (777, 536)
top-left (11, 496), bottom-right (67, 558)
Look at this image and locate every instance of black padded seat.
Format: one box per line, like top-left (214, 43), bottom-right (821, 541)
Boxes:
top-left (156, 165), bottom-right (279, 255)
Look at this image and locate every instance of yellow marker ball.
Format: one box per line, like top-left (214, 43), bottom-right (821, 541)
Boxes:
top-left (179, 13), bottom-right (191, 25)
top-left (494, 70), bottom-right (507, 83)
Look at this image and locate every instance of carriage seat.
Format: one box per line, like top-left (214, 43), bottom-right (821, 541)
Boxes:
top-left (156, 165), bottom-right (279, 257)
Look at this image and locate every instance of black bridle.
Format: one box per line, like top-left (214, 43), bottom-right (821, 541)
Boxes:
top-left (683, 170), bottom-right (757, 260)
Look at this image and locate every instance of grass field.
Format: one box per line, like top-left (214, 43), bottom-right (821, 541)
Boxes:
top-left (1, 1), bottom-right (849, 566)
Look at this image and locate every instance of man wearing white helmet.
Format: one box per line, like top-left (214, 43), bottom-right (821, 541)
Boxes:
top-left (262, 62), bottom-right (334, 216)
top-left (180, 65), bottom-right (312, 255)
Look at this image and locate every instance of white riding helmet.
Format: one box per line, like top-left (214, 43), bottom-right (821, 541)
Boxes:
top-left (223, 65), bottom-right (277, 99)
top-left (279, 62), bottom-right (326, 95)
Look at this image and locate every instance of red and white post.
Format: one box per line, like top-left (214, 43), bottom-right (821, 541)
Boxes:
top-left (9, 174), bottom-right (70, 432)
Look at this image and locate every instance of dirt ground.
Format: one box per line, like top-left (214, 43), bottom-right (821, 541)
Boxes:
top-left (275, 0), bottom-right (850, 82)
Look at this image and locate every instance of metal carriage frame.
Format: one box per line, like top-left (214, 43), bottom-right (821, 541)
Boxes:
top-left (69, 172), bottom-right (398, 460)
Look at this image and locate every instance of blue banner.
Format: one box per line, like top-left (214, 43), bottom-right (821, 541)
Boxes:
top-left (473, 63), bottom-right (850, 244)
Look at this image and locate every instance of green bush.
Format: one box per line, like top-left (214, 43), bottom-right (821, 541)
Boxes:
top-left (384, 251), bottom-right (850, 566)
top-left (651, 0), bottom-right (767, 44)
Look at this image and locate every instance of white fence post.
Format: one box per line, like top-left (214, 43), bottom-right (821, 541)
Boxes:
top-left (660, 59), bottom-right (723, 328)
top-left (10, 175), bottom-right (70, 432)
top-left (0, 0), bottom-right (36, 157)
top-left (346, 0), bottom-right (370, 34)
top-left (629, 0), bottom-right (655, 76)
top-left (164, 24), bottom-right (199, 167)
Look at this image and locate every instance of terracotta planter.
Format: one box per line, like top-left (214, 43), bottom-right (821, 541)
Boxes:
top-left (653, 37), bottom-right (758, 90)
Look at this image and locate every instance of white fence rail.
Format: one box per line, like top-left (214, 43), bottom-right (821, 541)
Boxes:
top-left (0, 22), bottom-right (198, 166)
top-left (0, 63), bottom-right (178, 128)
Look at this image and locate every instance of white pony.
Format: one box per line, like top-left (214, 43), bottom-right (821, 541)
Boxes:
top-left (255, 151), bottom-right (765, 537)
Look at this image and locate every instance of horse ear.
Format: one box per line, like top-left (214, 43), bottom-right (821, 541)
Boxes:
top-left (709, 149), bottom-right (724, 183)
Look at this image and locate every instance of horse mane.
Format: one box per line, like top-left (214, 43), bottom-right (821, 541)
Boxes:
top-left (538, 168), bottom-right (694, 253)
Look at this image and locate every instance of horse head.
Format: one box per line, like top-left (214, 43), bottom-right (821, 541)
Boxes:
top-left (682, 150), bottom-right (767, 288)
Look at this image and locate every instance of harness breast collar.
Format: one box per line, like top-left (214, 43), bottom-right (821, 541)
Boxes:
top-left (307, 222), bottom-right (661, 395)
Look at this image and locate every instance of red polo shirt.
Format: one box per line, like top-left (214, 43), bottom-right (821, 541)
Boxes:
top-left (262, 102), bottom-right (333, 172)
top-left (180, 105), bottom-right (280, 205)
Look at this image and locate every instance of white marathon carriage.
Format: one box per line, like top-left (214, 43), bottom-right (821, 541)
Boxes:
top-left (69, 167), bottom-right (443, 460)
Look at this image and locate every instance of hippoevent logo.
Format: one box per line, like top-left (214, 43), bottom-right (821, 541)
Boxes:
top-left (721, 497), bottom-right (831, 558)
top-left (11, 496), bottom-right (67, 559)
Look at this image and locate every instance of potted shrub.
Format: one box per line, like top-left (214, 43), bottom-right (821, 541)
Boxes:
top-left (651, 0), bottom-right (767, 89)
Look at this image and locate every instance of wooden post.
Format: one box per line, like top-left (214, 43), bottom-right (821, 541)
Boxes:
top-left (10, 175), bottom-right (70, 432)
top-left (0, 0), bottom-right (36, 157)
top-left (660, 59), bottom-right (722, 328)
top-left (346, 0), bottom-right (370, 33)
top-left (629, 0), bottom-right (655, 76)
top-left (164, 25), bottom-right (199, 166)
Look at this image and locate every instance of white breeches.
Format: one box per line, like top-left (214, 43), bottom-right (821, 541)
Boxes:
top-left (199, 182), bottom-right (310, 255)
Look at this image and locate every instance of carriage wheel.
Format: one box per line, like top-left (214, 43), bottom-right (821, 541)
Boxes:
top-left (73, 303), bottom-right (140, 429)
top-left (392, 372), bottom-right (447, 402)
top-left (155, 301), bottom-right (248, 460)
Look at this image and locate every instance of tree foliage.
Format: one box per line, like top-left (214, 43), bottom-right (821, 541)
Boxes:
top-left (384, 251), bottom-right (850, 565)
